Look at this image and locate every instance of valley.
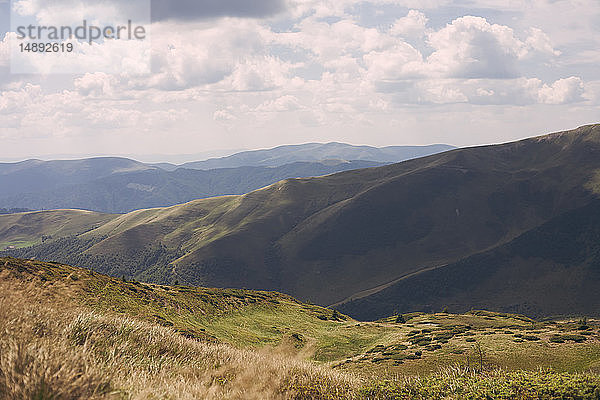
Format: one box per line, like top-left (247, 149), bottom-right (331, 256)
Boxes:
top-left (2, 124), bottom-right (600, 320)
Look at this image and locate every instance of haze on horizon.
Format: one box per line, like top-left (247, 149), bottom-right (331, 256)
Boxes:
top-left (0, 0), bottom-right (598, 161)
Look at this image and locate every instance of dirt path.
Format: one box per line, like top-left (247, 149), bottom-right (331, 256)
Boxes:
top-left (328, 263), bottom-right (449, 308)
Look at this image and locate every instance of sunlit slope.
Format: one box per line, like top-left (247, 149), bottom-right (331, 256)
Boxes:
top-left (3, 124), bottom-right (600, 316)
top-left (3, 256), bottom-right (600, 378)
top-left (0, 209), bottom-right (113, 249)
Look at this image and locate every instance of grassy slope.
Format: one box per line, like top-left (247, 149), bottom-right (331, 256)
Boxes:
top-left (0, 210), bottom-right (113, 250)
top-left (2, 124), bottom-right (600, 315)
top-left (2, 257), bottom-right (600, 399)
top-left (2, 256), bottom-right (600, 376)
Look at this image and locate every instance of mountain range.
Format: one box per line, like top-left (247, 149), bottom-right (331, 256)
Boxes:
top-left (0, 143), bottom-right (453, 213)
top-left (177, 143), bottom-right (455, 170)
top-left (2, 125), bottom-right (599, 319)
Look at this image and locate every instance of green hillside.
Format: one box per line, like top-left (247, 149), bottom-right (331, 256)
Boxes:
top-left (0, 209), bottom-right (112, 250)
top-left (2, 124), bottom-right (600, 319)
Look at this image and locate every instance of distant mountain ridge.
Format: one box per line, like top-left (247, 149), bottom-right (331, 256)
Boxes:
top-left (2, 124), bottom-right (599, 320)
top-left (179, 143), bottom-right (455, 170)
top-left (0, 143), bottom-right (454, 213)
top-left (0, 157), bottom-right (152, 195)
top-left (0, 160), bottom-right (384, 213)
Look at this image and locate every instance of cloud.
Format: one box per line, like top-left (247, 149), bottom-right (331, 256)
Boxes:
top-left (390, 10), bottom-right (429, 38)
top-left (425, 16), bottom-right (528, 79)
top-left (222, 57), bottom-right (297, 92)
top-left (0, 83), bottom-right (42, 114)
top-left (144, 20), bottom-right (273, 90)
top-left (74, 73), bottom-right (118, 97)
top-left (11, 36), bottom-right (151, 75)
top-left (150, 0), bottom-right (287, 21)
top-left (381, 77), bottom-right (587, 106)
top-left (363, 43), bottom-right (423, 80)
top-left (255, 95), bottom-right (302, 112)
top-left (582, 80), bottom-right (600, 105)
top-left (366, 15), bottom-right (562, 82)
top-left (0, 33), bottom-right (9, 67)
top-left (278, 17), bottom-right (395, 63)
top-left (12, 0), bottom-right (150, 25)
top-left (213, 108), bottom-right (237, 121)
top-left (538, 76), bottom-right (584, 105)
top-left (525, 27), bottom-right (561, 57)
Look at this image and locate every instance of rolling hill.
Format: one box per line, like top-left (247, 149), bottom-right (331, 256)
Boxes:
top-left (2, 124), bottom-right (600, 319)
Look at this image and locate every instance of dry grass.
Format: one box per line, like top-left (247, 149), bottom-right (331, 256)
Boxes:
top-left (0, 277), bottom-right (359, 399)
top-left (2, 262), bottom-right (600, 399)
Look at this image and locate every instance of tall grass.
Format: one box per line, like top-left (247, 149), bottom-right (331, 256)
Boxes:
top-left (0, 278), bottom-right (358, 399)
top-left (2, 267), bottom-right (600, 399)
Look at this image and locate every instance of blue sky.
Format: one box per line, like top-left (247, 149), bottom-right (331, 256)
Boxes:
top-left (0, 0), bottom-right (599, 161)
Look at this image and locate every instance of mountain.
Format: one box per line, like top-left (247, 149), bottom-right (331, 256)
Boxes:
top-left (0, 160), bottom-right (384, 213)
top-left (2, 124), bottom-right (599, 319)
top-left (180, 143), bottom-right (455, 170)
top-left (0, 143), bottom-right (455, 213)
top-left (0, 157), bottom-right (152, 195)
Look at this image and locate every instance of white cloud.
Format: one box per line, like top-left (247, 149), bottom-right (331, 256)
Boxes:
top-left (525, 27), bottom-right (561, 57)
top-left (0, 83), bottom-right (42, 114)
top-left (582, 80), bottom-right (600, 105)
top-left (255, 95), bottom-right (302, 112)
top-left (143, 19), bottom-right (276, 90)
top-left (425, 16), bottom-right (528, 79)
top-left (363, 43), bottom-right (423, 81)
top-left (278, 17), bottom-right (395, 63)
top-left (390, 10), bottom-right (429, 38)
top-left (214, 108), bottom-right (237, 121)
top-left (0, 33), bottom-right (9, 67)
top-left (538, 76), bottom-right (584, 105)
top-left (10, 35), bottom-right (151, 75)
top-left (222, 57), bottom-right (298, 92)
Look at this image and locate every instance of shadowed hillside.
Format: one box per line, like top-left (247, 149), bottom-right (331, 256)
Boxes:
top-left (337, 199), bottom-right (600, 320)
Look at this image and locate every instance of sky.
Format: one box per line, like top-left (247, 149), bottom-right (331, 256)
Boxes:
top-left (0, 0), bottom-right (599, 162)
